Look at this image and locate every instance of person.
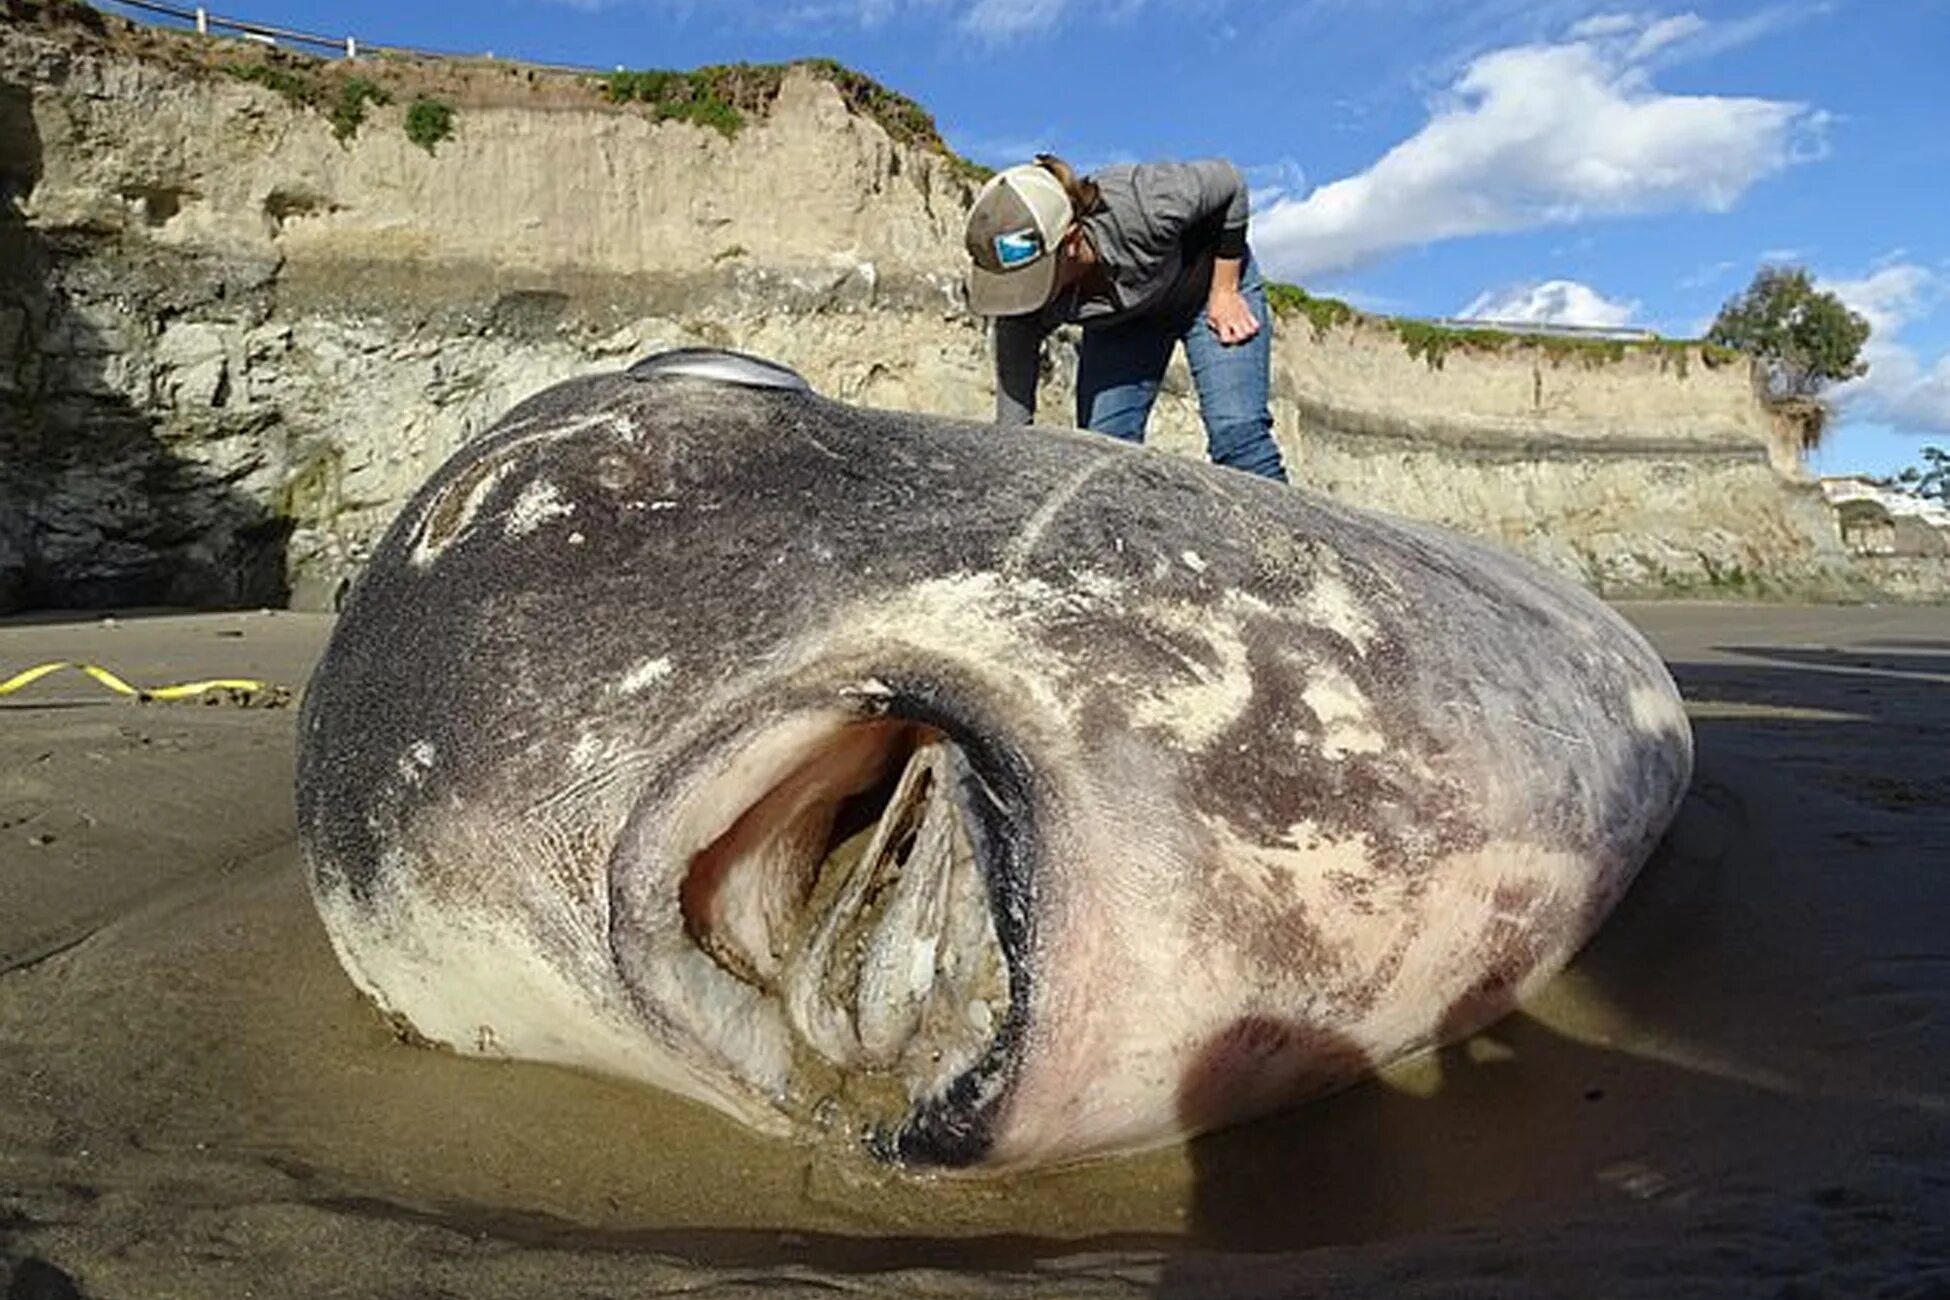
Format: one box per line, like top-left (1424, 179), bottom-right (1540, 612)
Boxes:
top-left (962, 154), bottom-right (1288, 483)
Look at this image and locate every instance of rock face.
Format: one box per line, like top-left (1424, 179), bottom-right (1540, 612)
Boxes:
top-left (0, 7), bottom-right (1896, 611)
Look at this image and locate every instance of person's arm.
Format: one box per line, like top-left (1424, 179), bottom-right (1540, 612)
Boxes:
top-left (1131, 160), bottom-right (1260, 345)
top-left (1196, 161), bottom-right (1258, 345)
top-left (994, 316), bottom-right (1041, 425)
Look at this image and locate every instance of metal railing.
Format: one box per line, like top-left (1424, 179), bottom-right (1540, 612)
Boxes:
top-left (92, 0), bottom-right (605, 70)
top-left (100, 0), bottom-right (366, 57)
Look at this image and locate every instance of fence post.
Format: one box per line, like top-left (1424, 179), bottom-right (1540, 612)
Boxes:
top-left (195, 7), bottom-right (207, 34)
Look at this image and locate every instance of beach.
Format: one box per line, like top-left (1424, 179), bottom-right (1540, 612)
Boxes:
top-left (2, 601), bottom-right (1946, 1297)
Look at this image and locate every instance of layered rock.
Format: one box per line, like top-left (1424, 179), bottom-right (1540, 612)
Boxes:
top-left (0, 6), bottom-right (1893, 611)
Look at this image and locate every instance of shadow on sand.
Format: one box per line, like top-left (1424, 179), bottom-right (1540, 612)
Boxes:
top-left (1147, 635), bottom-right (1950, 1292)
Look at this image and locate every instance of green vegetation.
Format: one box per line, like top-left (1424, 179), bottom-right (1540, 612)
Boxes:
top-left (1642, 556), bottom-right (1775, 598)
top-left (1697, 556), bottom-right (1762, 594)
top-left (329, 76), bottom-right (391, 144)
top-left (1263, 280), bottom-right (1738, 374)
top-left (1650, 337), bottom-right (1742, 379)
top-left (1265, 281), bottom-right (1354, 338)
top-left (797, 58), bottom-right (990, 182)
top-left (599, 65), bottom-right (777, 137)
top-left (222, 58), bottom-right (459, 156)
top-left (225, 60), bottom-right (318, 109)
top-left (1881, 445), bottom-right (1950, 505)
top-left (24, 0), bottom-right (110, 34)
top-left (1381, 317), bottom-right (1633, 371)
top-left (277, 448), bottom-right (343, 523)
top-left (1708, 265), bottom-right (1870, 400)
top-left (598, 59), bottom-right (989, 179)
top-left (1707, 265), bottom-right (1870, 446)
top-left (801, 59), bottom-right (932, 144)
top-left (404, 97), bottom-right (455, 154)
top-left (1388, 318), bottom-right (1535, 369)
top-left (214, 48), bottom-right (982, 175)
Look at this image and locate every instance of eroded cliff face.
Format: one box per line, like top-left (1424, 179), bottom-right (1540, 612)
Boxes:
top-left (0, 8), bottom-right (1875, 611)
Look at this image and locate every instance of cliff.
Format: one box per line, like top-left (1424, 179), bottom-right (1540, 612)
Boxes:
top-left (0, 2), bottom-right (1895, 611)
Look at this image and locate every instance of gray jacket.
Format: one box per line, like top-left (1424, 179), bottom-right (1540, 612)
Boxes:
top-left (993, 159), bottom-right (1250, 426)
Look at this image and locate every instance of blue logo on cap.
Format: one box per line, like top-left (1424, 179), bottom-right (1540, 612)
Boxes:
top-left (994, 229), bottom-right (1044, 269)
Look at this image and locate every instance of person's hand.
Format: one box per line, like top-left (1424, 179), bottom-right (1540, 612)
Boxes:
top-left (1206, 289), bottom-right (1261, 345)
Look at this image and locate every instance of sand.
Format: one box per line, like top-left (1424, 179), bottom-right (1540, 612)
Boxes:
top-left (2, 601), bottom-right (1946, 1298)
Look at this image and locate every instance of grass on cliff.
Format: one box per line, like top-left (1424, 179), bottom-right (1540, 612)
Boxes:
top-left (225, 59), bottom-right (318, 110)
top-left (1264, 279), bottom-right (1742, 374)
top-left (329, 77), bottom-right (391, 143)
top-left (600, 66), bottom-right (756, 137)
top-left (29, 4), bottom-right (984, 181)
top-left (404, 97), bottom-right (456, 153)
top-left (223, 55), bottom-right (455, 153)
top-left (598, 60), bottom-right (991, 181)
top-left (1265, 282), bottom-right (1357, 339)
top-left (1385, 318), bottom-right (1739, 375)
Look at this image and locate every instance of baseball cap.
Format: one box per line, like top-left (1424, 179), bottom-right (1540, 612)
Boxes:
top-left (964, 164), bottom-right (1075, 317)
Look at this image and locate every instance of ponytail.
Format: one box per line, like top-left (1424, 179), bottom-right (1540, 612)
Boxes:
top-left (1034, 154), bottom-right (1102, 217)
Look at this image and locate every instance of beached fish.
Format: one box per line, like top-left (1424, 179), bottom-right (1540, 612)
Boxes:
top-left (296, 348), bottom-right (1692, 1170)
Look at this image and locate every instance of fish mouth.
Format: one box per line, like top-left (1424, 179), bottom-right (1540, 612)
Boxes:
top-left (665, 686), bottom-right (1030, 1162)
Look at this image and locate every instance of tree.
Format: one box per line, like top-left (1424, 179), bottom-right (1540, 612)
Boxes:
top-left (1885, 445), bottom-right (1950, 506)
top-left (1707, 267), bottom-right (1871, 447)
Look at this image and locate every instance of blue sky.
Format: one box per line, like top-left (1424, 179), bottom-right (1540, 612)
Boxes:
top-left (105, 0), bottom-right (1947, 478)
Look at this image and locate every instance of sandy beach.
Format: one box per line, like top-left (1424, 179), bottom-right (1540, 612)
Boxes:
top-left (2, 601), bottom-right (1946, 1297)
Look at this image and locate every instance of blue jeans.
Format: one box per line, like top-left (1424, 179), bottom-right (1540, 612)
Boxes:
top-left (1074, 252), bottom-right (1288, 482)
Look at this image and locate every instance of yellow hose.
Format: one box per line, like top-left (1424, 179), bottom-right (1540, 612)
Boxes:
top-left (0, 661), bottom-right (276, 702)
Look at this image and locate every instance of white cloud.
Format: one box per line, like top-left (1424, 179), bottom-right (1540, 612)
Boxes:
top-left (1244, 157), bottom-right (1309, 208)
top-left (947, 126), bottom-right (1062, 166)
top-left (1824, 263), bottom-right (1934, 337)
top-left (959, 0), bottom-right (1066, 38)
top-left (1460, 279), bottom-right (1640, 328)
top-left (1567, 13), bottom-right (1641, 40)
top-left (1628, 13), bottom-right (1706, 59)
top-left (951, 0), bottom-right (1182, 40)
top-left (1252, 12), bottom-right (1823, 279)
top-left (1823, 263), bottom-right (1950, 436)
top-left (1652, 2), bottom-right (1833, 66)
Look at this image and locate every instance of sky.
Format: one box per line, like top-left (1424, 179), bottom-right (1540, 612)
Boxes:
top-left (101, 0), bottom-right (1948, 479)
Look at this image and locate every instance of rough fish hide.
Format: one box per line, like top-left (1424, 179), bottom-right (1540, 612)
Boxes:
top-left (296, 348), bottom-right (1693, 1171)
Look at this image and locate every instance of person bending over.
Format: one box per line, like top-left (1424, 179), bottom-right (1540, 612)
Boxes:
top-left (963, 154), bottom-right (1287, 483)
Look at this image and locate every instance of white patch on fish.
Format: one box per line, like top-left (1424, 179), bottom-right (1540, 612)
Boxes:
top-left (506, 479), bottom-right (576, 537)
top-left (397, 739), bottom-right (437, 786)
top-left (569, 733), bottom-right (605, 771)
top-left (1127, 599), bottom-right (1257, 749)
top-left (1629, 683), bottom-right (1690, 737)
top-left (1301, 569), bottom-right (1379, 656)
top-left (409, 460), bottom-right (513, 569)
top-left (618, 657), bottom-right (674, 695)
top-left (832, 571), bottom-right (1079, 722)
top-left (407, 411), bottom-right (621, 568)
top-left (1301, 666), bottom-right (1386, 759)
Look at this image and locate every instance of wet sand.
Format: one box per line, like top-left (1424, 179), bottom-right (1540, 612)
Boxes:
top-left (2, 602), bottom-right (1947, 1297)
